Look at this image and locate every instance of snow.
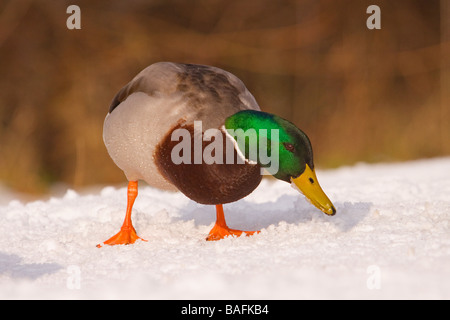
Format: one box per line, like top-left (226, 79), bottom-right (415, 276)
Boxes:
top-left (0, 157), bottom-right (449, 299)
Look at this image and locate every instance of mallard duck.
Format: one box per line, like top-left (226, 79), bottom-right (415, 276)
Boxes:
top-left (97, 62), bottom-right (335, 247)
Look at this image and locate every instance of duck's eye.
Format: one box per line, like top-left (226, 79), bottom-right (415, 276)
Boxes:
top-left (309, 178), bottom-right (315, 184)
top-left (283, 142), bottom-right (295, 153)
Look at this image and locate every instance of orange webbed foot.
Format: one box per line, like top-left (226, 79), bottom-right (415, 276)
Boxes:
top-left (206, 225), bottom-right (259, 241)
top-left (206, 204), bottom-right (260, 241)
top-left (97, 180), bottom-right (147, 248)
top-left (97, 226), bottom-right (147, 248)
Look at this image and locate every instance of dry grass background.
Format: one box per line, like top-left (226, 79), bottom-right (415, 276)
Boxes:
top-left (0, 0), bottom-right (449, 194)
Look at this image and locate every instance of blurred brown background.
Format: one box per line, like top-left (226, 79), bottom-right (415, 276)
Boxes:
top-left (0, 0), bottom-right (449, 195)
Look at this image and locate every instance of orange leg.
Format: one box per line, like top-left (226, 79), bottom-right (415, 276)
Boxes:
top-left (97, 181), bottom-right (147, 247)
top-left (206, 204), bottom-right (260, 241)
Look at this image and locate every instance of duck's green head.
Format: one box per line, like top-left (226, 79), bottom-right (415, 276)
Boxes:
top-left (225, 110), bottom-right (336, 216)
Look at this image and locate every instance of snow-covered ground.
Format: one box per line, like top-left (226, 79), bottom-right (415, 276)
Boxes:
top-left (0, 157), bottom-right (449, 299)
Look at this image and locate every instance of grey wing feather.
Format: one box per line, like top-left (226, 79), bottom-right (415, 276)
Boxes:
top-left (108, 62), bottom-right (260, 120)
top-left (109, 62), bottom-right (183, 113)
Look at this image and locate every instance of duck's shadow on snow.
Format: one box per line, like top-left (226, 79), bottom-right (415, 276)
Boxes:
top-left (0, 252), bottom-right (62, 280)
top-left (176, 195), bottom-right (372, 233)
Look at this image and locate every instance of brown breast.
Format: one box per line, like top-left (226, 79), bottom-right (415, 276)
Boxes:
top-left (154, 123), bottom-right (262, 205)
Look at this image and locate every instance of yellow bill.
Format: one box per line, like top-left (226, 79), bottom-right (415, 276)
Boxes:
top-left (291, 164), bottom-right (336, 216)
